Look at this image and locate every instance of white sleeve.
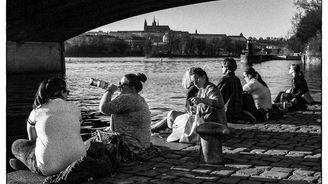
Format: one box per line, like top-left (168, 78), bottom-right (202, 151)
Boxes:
top-left (27, 110), bottom-right (36, 126)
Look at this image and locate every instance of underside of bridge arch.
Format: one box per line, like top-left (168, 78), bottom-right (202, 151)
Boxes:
top-left (7, 0), bottom-right (216, 74)
top-left (7, 0), bottom-right (216, 42)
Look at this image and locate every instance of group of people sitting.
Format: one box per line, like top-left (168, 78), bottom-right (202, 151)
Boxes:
top-left (9, 58), bottom-right (314, 182)
top-left (152, 58), bottom-right (315, 140)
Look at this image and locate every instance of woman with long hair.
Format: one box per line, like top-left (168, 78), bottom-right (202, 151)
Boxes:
top-left (274, 64), bottom-right (312, 110)
top-left (243, 67), bottom-right (272, 111)
top-left (10, 78), bottom-right (86, 176)
top-left (190, 67), bottom-right (227, 126)
top-left (151, 67), bottom-right (199, 134)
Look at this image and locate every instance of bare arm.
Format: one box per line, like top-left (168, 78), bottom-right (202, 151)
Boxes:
top-left (99, 84), bottom-right (131, 115)
top-left (99, 88), bottom-right (116, 115)
top-left (27, 123), bottom-right (37, 141)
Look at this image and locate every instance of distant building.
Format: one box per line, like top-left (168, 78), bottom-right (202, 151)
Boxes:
top-left (228, 33), bottom-right (247, 43)
top-left (79, 18), bottom-right (247, 53)
top-left (108, 17), bottom-right (172, 46)
top-left (144, 17), bottom-right (170, 32)
top-left (190, 33), bottom-right (227, 43)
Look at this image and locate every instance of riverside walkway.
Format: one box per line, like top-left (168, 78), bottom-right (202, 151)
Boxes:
top-left (7, 104), bottom-right (322, 184)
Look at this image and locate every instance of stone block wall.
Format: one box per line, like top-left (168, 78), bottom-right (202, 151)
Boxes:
top-left (6, 41), bottom-right (65, 74)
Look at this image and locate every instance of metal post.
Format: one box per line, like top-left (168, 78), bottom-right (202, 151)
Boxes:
top-left (199, 135), bottom-right (223, 164)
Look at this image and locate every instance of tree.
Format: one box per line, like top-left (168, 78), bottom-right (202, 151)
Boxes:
top-left (289, 0), bottom-right (321, 53)
top-left (143, 38), bottom-right (153, 56)
top-left (194, 38), bottom-right (207, 56)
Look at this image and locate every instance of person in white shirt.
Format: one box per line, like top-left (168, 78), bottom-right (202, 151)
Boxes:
top-left (242, 67), bottom-right (272, 111)
top-left (10, 78), bottom-right (86, 176)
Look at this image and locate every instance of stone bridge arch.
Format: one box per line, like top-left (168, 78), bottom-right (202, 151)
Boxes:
top-left (7, 0), bottom-right (216, 73)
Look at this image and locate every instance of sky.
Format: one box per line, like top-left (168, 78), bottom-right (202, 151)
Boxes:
top-left (92, 0), bottom-right (297, 39)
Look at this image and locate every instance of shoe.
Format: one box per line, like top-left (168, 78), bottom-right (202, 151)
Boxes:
top-left (9, 158), bottom-right (28, 170)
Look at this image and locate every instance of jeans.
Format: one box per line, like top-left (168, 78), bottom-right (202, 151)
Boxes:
top-left (11, 139), bottom-right (43, 175)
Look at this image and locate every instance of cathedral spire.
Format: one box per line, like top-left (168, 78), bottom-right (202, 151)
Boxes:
top-left (152, 17), bottom-right (156, 26)
top-left (144, 19), bottom-right (147, 31)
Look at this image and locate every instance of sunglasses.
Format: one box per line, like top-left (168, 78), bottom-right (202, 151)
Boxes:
top-left (118, 82), bottom-right (130, 88)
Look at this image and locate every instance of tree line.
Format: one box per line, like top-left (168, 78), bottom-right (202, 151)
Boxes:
top-left (64, 34), bottom-right (247, 58)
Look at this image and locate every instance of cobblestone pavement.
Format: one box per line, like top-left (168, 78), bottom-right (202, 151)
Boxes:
top-left (7, 105), bottom-right (322, 184)
top-left (84, 105), bottom-right (322, 184)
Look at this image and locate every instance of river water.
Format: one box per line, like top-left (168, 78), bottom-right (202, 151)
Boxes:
top-left (5, 57), bottom-right (322, 171)
top-left (7, 57), bottom-right (322, 137)
top-left (65, 57), bottom-right (321, 116)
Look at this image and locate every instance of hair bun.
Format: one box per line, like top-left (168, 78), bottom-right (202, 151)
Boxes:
top-left (137, 73), bottom-right (147, 82)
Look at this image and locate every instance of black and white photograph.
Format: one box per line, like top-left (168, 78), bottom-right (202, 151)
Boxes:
top-left (5, 0), bottom-right (324, 183)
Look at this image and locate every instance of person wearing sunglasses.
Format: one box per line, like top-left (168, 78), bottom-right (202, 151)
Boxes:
top-left (151, 67), bottom-right (199, 134)
top-left (10, 78), bottom-right (87, 176)
top-left (99, 73), bottom-right (151, 149)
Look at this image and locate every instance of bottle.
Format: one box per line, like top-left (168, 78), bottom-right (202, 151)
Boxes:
top-left (89, 78), bottom-right (109, 89)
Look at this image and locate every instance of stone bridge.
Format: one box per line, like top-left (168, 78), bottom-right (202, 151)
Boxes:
top-left (7, 0), bottom-right (216, 74)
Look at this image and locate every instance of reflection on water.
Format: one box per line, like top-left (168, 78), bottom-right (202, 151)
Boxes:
top-left (7, 58), bottom-right (322, 137)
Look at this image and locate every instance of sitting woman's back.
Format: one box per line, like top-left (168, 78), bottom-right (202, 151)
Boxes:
top-left (11, 78), bottom-right (86, 176)
top-left (99, 73), bottom-right (151, 149)
top-left (107, 93), bottom-right (151, 148)
top-left (243, 68), bottom-right (272, 111)
top-left (33, 98), bottom-right (86, 176)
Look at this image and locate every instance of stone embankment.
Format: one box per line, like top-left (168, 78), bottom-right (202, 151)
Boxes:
top-left (7, 104), bottom-right (322, 184)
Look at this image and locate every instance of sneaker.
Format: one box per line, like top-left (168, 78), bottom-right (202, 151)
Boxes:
top-left (9, 158), bottom-right (28, 170)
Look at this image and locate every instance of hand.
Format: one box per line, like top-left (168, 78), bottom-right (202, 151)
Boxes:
top-left (189, 106), bottom-right (196, 114)
top-left (285, 89), bottom-right (291, 93)
top-left (190, 97), bottom-right (203, 105)
top-left (106, 84), bottom-right (118, 92)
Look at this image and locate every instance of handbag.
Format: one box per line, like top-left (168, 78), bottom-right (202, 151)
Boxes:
top-left (167, 106), bottom-right (202, 144)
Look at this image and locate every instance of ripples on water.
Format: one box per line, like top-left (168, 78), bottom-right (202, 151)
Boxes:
top-left (64, 57), bottom-right (322, 119)
top-left (7, 57), bottom-right (322, 135)
top-left (6, 57), bottom-right (321, 172)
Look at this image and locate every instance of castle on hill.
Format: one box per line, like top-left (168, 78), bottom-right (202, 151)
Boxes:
top-left (73, 17), bottom-right (247, 56)
top-left (144, 17), bottom-right (170, 32)
top-left (86, 17), bottom-right (246, 45)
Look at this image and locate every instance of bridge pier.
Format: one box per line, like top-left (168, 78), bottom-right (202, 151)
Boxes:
top-left (6, 41), bottom-right (65, 74)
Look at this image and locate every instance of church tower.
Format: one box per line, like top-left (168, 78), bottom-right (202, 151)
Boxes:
top-left (144, 19), bottom-right (147, 31)
top-left (152, 17), bottom-right (156, 27)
